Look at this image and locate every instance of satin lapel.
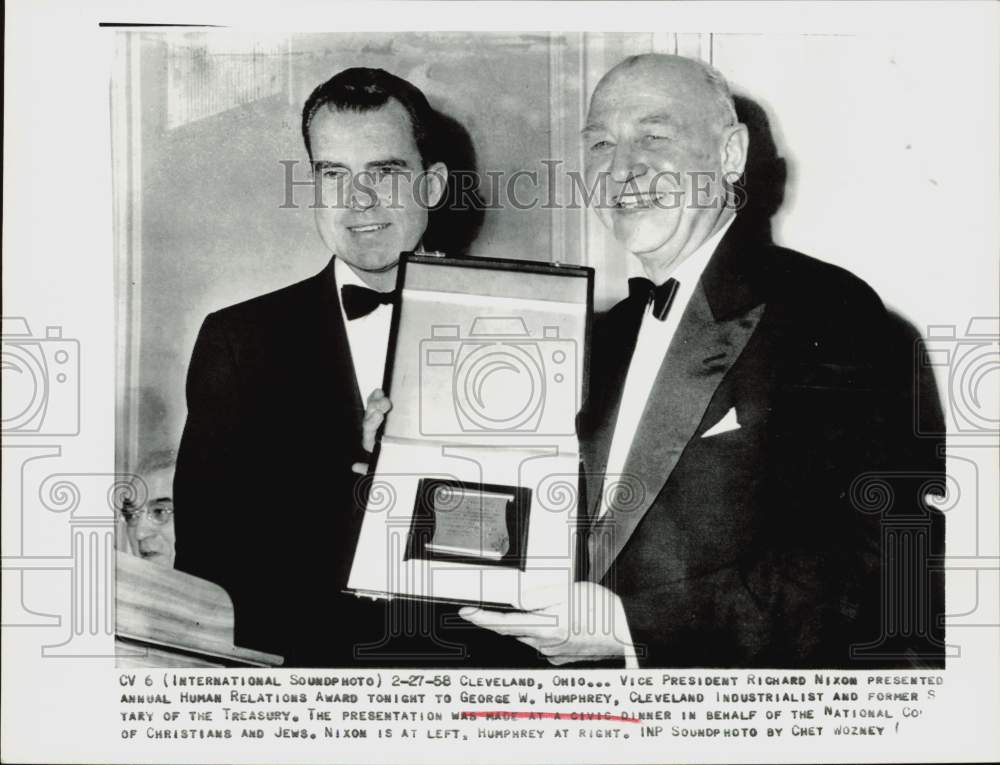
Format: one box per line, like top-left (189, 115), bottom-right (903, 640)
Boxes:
top-left (581, 302), bottom-right (645, 526)
top-left (589, 284), bottom-right (765, 583)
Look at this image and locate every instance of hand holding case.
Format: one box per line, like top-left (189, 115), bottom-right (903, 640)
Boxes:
top-left (346, 253), bottom-right (593, 608)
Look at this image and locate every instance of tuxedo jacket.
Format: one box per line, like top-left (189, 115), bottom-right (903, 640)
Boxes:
top-left (174, 256), bottom-right (540, 668)
top-left (579, 218), bottom-right (945, 669)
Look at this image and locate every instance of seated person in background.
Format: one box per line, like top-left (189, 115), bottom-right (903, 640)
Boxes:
top-left (122, 449), bottom-right (177, 568)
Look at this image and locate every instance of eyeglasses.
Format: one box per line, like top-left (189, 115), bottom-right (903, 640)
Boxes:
top-left (120, 499), bottom-right (174, 526)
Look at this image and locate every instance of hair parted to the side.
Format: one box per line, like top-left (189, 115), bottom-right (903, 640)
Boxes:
top-left (300, 66), bottom-right (485, 256)
top-left (301, 67), bottom-right (438, 167)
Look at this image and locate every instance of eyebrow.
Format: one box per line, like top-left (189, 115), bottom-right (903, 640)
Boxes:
top-left (312, 160), bottom-right (345, 172)
top-left (311, 158), bottom-right (411, 171)
top-left (581, 113), bottom-right (679, 136)
top-left (638, 112), bottom-right (679, 127)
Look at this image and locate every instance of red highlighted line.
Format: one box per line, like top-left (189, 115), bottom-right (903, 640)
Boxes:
top-left (460, 711), bottom-right (641, 723)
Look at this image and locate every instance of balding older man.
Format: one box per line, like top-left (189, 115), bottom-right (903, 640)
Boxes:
top-left (461, 54), bottom-right (944, 668)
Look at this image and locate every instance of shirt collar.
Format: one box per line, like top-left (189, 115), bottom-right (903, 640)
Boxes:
top-left (626, 214), bottom-right (736, 288)
top-left (334, 257), bottom-right (369, 290)
top-left (334, 246), bottom-right (427, 292)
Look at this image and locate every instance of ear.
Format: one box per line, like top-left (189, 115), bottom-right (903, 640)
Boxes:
top-left (421, 161), bottom-right (449, 208)
top-left (720, 123), bottom-right (749, 178)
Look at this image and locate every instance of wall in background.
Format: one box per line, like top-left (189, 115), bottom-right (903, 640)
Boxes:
top-left (118, 30), bottom-right (998, 472)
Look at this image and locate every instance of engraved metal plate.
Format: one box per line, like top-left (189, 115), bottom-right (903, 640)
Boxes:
top-left (405, 479), bottom-right (531, 569)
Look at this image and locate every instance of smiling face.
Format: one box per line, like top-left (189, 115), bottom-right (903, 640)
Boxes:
top-left (583, 56), bottom-right (748, 280)
top-left (309, 99), bottom-right (447, 290)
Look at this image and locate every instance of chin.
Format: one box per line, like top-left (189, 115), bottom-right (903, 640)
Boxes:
top-left (620, 234), bottom-right (673, 259)
top-left (615, 224), bottom-right (677, 257)
top-left (354, 251), bottom-right (403, 273)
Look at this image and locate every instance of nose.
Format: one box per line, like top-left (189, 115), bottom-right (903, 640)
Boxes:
top-left (348, 174), bottom-right (379, 211)
top-left (609, 142), bottom-right (648, 184)
top-left (134, 514), bottom-right (158, 541)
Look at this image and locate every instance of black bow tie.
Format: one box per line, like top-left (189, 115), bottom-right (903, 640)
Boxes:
top-left (341, 284), bottom-right (397, 320)
top-left (628, 277), bottom-right (680, 321)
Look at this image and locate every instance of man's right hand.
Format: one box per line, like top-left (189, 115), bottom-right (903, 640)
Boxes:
top-left (352, 389), bottom-right (392, 474)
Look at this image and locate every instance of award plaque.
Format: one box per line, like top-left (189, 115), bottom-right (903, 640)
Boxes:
top-left (405, 479), bottom-right (531, 567)
top-left (346, 253), bottom-right (593, 608)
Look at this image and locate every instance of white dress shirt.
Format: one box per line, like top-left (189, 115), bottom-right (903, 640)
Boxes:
top-left (600, 216), bottom-right (734, 520)
top-left (600, 216), bottom-right (734, 668)
top-left (335, 258), bottom-right (393, 405)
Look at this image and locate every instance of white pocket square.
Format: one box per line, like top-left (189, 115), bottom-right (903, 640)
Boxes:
top-left (702, 407), bottom-right (740, 438)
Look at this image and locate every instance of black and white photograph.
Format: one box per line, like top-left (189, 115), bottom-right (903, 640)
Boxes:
top-left (2, 2), bottom-right (998, 763)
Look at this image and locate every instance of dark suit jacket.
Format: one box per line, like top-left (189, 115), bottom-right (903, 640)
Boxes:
top-left (579, 217), bottom-right (945, 668)
top-left (174, 256), bottom-right (541, 667)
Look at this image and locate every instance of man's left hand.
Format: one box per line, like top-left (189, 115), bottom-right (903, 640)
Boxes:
top-left (459, 582), bottom-right (630, 666)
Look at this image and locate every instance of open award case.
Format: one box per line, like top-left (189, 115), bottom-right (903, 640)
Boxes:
top-left (346, 253), bottom-right (593, 608)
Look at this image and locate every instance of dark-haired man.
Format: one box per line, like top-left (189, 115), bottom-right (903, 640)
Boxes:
top-left (175, 68), bottom-right (488, 666)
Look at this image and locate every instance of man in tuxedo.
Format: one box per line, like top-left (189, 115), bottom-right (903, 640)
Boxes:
top-left (174, 67), bottom-right (526, 667)
top-left (461, 54), bottom-right (944, 667)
